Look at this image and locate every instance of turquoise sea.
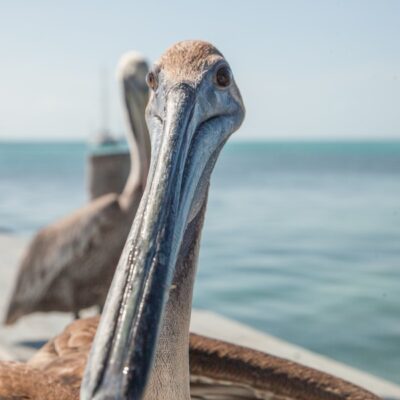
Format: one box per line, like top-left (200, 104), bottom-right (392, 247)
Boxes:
top-left (0, 141), bottom-right (399, 384)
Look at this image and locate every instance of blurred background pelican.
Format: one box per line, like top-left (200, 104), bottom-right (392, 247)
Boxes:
top-left (3, 52), bottom-right (150, 324)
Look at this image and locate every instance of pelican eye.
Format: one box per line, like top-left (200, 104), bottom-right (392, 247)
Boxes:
top-left (215, 65), bottom-right (231, 88)
top-left (146, 71), bottom-right (158, 91)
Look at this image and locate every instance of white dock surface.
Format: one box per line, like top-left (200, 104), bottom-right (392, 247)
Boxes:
top-left (0, 234), bottom-right (399, 399)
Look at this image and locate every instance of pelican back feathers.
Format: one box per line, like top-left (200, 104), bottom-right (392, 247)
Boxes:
top-left (27, 318), bottom-right (381, 400)
top-left (4, 194), bottom-right (130, 324)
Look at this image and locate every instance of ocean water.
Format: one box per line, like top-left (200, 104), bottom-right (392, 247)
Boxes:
top-left (0, 140), bottom-right (399, 384)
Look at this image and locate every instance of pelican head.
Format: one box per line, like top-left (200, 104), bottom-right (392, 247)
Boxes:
top-left (81, 40), bottom-right (245, 400)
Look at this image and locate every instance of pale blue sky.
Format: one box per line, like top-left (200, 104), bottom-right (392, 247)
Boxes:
top-left (1, 0), bottom-right (399, 141)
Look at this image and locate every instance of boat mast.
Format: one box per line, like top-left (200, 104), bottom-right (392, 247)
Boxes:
top-left (101, 68), bottom-right (110, 139)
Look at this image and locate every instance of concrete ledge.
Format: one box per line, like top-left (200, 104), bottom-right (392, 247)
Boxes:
top-left (0, 344), bottom-right (14, 361)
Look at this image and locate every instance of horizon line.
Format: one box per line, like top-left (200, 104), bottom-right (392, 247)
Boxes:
top-left (1, 137), bottom-right (400, 144)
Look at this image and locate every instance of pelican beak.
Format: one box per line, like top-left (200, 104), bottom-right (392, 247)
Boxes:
top-left (81, 83), bottom-right (198, 400)
top-left (123, 77), bottom-right (150, 185)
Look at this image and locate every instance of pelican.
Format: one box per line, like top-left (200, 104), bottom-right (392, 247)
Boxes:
top-left (0, 41), bottom-right (381, 400)
top-left (4, 52), bottom-right (150, 324)
top-left (75, 40), bottom-right (378, 400)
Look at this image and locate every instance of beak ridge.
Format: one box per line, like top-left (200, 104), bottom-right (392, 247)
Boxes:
top-left (81, 82), bottom-right (198, 400)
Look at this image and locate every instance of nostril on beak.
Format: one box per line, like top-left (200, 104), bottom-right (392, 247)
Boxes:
top-left (154, 114), bottom-right (163, 125)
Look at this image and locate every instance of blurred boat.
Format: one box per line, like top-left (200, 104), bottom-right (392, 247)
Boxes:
top-left (87, 68), bottom-right (132, 200)
top-left (87, 134), bottom-right (130, 200)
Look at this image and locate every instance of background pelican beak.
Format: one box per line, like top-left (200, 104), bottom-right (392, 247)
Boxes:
top-left (81, 84), bottom-right (197, 400)
top-left (123, 78), bottom-right (150, 185)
